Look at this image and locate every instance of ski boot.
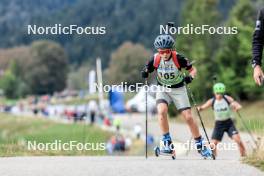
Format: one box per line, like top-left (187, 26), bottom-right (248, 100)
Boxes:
top-left (195, 138), bottom-right (215, 160)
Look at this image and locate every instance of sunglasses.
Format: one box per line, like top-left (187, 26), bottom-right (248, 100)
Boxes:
top-left (158, 49), bottom-right (171, 55)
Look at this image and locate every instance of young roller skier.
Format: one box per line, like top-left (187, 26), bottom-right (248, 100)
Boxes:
top-left (197, 83), bottom-right (246, 157)
top-left (141, 34), bottom-right (212, 158)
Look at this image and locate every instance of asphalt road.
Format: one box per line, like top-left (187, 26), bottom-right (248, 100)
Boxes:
top-left (0, 113), bottom-right (263, 176)
top-left (0, 156), bottom-right (263, 176)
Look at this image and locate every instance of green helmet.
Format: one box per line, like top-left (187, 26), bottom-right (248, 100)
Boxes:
top-left (213, 83), bottom-right (226, 94)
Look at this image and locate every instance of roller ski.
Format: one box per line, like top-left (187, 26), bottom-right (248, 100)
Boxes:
top-left (154, 140), bottom-right (176, 160)
top-left (195, 138), bottom-right (215, 160)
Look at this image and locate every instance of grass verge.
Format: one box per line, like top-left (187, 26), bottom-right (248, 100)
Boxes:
top-left (243, 139), bottom-right (264, 171)
top-left (0, 113), bottom-right (112, 156)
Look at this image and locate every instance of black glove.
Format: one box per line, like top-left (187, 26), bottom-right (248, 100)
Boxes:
top-left (184, 76), bottom-right (193, 84)
top-left (141, 70), bottom-right (149, 78)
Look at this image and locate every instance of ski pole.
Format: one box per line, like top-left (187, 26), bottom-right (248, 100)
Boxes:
top-left (236, 111), bottom-right (258, 148)
top-left (185, 83), bottom-right (212, 147)
top-left (145, 78), bottom-right (148, 159)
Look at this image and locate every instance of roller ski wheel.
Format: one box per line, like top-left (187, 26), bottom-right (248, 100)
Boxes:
top-left (154, 146), bottom-right (160, 157)
top-left (154, 146), bottom-right (176, 160)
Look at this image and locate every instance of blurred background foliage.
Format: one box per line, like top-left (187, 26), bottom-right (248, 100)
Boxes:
top-left (0, 0), bottom-right (263, 101)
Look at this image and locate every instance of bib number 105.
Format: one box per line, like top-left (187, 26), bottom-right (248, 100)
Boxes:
top-left (159, 72), bottom-right (175, 79)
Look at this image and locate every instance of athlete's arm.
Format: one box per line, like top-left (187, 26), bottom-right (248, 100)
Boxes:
top-left (197, 99), bottom-right (213, 111)
top-left (144, 56), bottom-right (155, 73)
top-left (252, 8), bottom-right (264, 67)
top-left (252, 8), bottom-right (264, 86)
top-left (142, 57), bottom-right (155, 78)
top-left (225, 95), bottom-right (242, 111)
top-left (177, 54), bottom-right (197, 78)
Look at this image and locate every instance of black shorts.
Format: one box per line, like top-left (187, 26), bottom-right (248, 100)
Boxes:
top-left (211, 118), bottom-right (238, 141)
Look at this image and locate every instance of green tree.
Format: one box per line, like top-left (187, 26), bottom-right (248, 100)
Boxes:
top-left (0, 69), bottom-right (18, 99)
top-left (176, 0), bottom-right (220, 100)
top-left (24, 40), bottom-right (69, 95)
top-left (215, 0), bottom-right (258, 100)
top-left (67, 64), bottom-right (92, 90)
top-left (0, 61), bottom-right (29, 99)
top-left (105, 41), bottom-right (152, 85)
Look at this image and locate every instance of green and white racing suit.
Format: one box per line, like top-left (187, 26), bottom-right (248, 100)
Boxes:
top-left (213, 97), bottom-right (233, 121)
top-left (145, 52), bottom-right (193, 111)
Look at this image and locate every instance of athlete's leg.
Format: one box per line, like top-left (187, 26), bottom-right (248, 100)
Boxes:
top-left (181, 108), bottom-right (214, 157)
top-left (181, 109), bottom-right (200, 138)
top-left (232, 134), bottom-right (246, 157)
top-left (172, 87), bottom-right (210, 156)
top-left (156, 88), bottom-right (171, 136)
top-left (157, 102), bottom-right (169, 134)
top-left (170, 86), bottom-right (201, 138)
top-left (156, 101), bottom-right (174, 153)
top-left (227, 120), bottom-right (246, 157)
top-left (211, 122), bottom-right (224, 157)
